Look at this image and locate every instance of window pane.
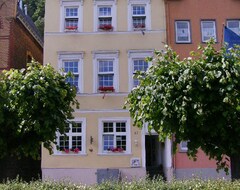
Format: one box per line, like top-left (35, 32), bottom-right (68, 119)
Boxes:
top-left (72, 136), bottom-right (82, 150)
top-left (133, 17), bottom-right (145, 28)
top-left (132, 6), bottom-right (145, 15)
top-left (116, 135), bottom-right (126, 150)
top-left (103, 135), bottom-right (114, 151)
top-left (103, 122), bottom-right (114, 133)
top-left (59, 136), bottom-right (69, 150)
top-left (65, 19), bottom-right (78, 28)
top-left (202, 21), bottom-right (216, 41)
top-left (176, 21), bottom-right (190, 42)
top-left (72, 122), bottom-right (82, 133)
top-left (116, 122), bottom-right (126, 132)
top-left (133, 60), bottom-right (148, 72)
top-left (66, 8), bottom-right (78, 17)
top-left (99, 7), bottom-right (111, 16)
top-left (64, 61), bottom-right (78, 73)
top-left (227, 20), bottom-right (240, 35)
top-left (66, 75), bottom-right (79, 88)
top-left (99, 18), bottom-right (112, 26)
top-left (98, 74), bottom-right (113, 87)
top-left (99, 60), bottom-right (113, 72)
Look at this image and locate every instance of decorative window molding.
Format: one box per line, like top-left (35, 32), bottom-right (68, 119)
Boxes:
top-left (58, 51), bottom-right (84, 93)
top-left (175, 20), bottom-right (191, 43)
top-left (98, 117), bottom-right (131, 154)
top-left (54, 118), bottom-right (86, 155)
top-left (227, 19), bottom-right (240, 35)
top-left (128, 50), bottom-right (153, 91)
top-left (201, 20), bottom-right (217, 42)
top-left (93, 0), bottom-right (117, 32)
top-left (92, 50), bottom-right (119, 93)
top-left (60, 0), bottom-right (83, 32)
top-left (128, 0), bottom-right (151, 31)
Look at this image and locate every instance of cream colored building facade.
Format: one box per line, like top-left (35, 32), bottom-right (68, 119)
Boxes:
top-left (42, 0), bottom-right (168, 184)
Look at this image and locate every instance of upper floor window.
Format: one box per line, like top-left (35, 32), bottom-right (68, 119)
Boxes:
top-left (98, 118), bottom-right (131, 154)
top-left (201, 20), bottom-right (216, 42)
top-left (175, 20), bottom-right (191, 43)
top-left (128, 50), bottom-right (153, 91)
top-left (60, 0), bottom-right (83, 32)
top-left (227, 20), bottom-right (240, 35)
top-left (93, 0), bottom-right (117, 32)
top-left (55, 118), bottom-right (86, 155)
top-left (93, 51), bottom-right (119, 93)
top-left (128, 0), bottom-right (151, 31)
top-left (58, 52), bottom-right (84, 93)
top-left (179, 141), bottom-right (188, 152)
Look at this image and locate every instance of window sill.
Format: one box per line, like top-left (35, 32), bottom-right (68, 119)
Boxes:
top-left (53, 153), bottom-right (87, 156)
top-left (98, 153), bottom-right (132, 156)
top-left (64, 29), bottom-right (78, 32)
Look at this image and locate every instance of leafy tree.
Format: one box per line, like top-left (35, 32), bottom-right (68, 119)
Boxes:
top-left (0, 61), bottom-right (79, 159)
top-left (125, 41), bottom-right (240, 179)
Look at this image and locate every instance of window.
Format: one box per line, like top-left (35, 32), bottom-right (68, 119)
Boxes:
top-left (128, 0), bottom-right (151, 31)
top-left (128, 50), bottom-right (153, 91)
top-left (58, 52), bottom-right (84, 93)
top-left (179, 141), bottom-right (188, 152)
top-left (201, 20), bottom-right (217, 42)
top-left (60, 0), bottom-right (83, 32)
top-left (55, 118), bottom-right (86, 155)
top-left (175, 21), bottom-right (191, 43)
top-left (227, 20), bottom-right (240, 35)
top-left (98, 118), bottom-right (131, 154)
top-left (93, 0), bottom-right (117, 32)
top-left (93, 51), bottom-right (119, 93)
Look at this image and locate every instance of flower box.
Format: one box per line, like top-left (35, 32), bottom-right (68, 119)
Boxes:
top-left (133, 24), bottom-right (146, 30)
top-left (65, 26), bottom-right (78, 31)
top-left (62, 148), bottom-right (80, 154)
top-left (98, 86), bottom-right (115, 92)
top-left (108, 147), bottom-right (124, 153)
top-left (98, 24), bottom-right (113, 31)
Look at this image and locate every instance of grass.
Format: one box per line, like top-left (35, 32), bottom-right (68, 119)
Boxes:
top-left (0, 177), bottom-right (240, 190)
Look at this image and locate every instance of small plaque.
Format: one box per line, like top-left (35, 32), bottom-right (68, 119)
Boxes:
top-left (130, 157), bottom-right (141, 168)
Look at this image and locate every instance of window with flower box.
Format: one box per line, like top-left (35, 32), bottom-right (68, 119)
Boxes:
top-left (55, 118), bottom-right (86, 155)
top-left (175, 20), bottom-right (191, 43)
top-left (128, 50), bottom-right (153, 91)
top-left (93, 51), bottom-right (119, 93)
top-left (128, 0), bottom-right (151, 31)
top-left (201, 20), bottom-right (217, 42)
top-left (58, 52), bottom-right (84, 93)
top-left (98, 118), bottom-right (131, 154)
top-left (60, 0), bottom-right (83, 32)
top-left (93, 0), bottom-right (117, 32)
top-left (227, 19), bottom-right (240, 35)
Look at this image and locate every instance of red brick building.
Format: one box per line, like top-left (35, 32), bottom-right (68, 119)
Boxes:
top-left (164, 0), bottom-right (240, 179)
top-left (0, 0), bottom-right (43, 71)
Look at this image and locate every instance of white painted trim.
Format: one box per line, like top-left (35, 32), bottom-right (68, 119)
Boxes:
top-left (127, 0), bottom-right (151, 31)
top-left (141, 127), bottom-right (146, 168)
top-left (57, 52), bottom-right (84, 93)
top-left (92, 50), bottom-right (119, 93)
top-left (93, 0), bottom-right (117, 32)
top-left (127, 50), bottom-right (153, 91)
top-left (98, 117), bottom-right (131, 155)
top-left (60, 0), bottom-right (84, 32)
top-left (54, 118), bottom-right (87, 155)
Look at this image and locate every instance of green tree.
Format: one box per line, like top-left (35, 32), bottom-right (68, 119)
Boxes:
top-left (0, 61), bottom-right (79, 159)
top-left (125, 41), bottom-right (240, 179)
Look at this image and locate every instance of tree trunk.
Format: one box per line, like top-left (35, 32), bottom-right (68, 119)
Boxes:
top-left (230, 154), bottom-right (240, 180)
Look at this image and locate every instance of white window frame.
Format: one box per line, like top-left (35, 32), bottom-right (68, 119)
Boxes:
top-left (175, 20), bottom-right (191, 43)
top-left (58, 52), bottom-right (84, 93)
top-left (128, 0), bottom-right (151, 31)
top-left (179, 141), bottom-right (188, 152)
top-left (128, 50), bottom-right (153, 91)
top-left (92, 50), bottom-right (119, 93)
top-left (54, 118), bottom-right (86, 155)
top-left (227, 19), bottom-right (240, 35)
top-left (60, 0), bottom-right (83, 32)
top-left (201, 20), bottom-right (217, 42)
top-left (98, 118), bottom-right (131, 155)
top-left (93, 0), bottom-right (117, 32)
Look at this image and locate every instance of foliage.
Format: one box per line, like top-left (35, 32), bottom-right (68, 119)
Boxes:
top-left (23, 0), bottom-right (45, 37)
top-left (1, 178), bottom-right (240, 190)
top-left (125, 41), bottom-right (240, 174)
top-left (0, 61), bottom-right (79, 159)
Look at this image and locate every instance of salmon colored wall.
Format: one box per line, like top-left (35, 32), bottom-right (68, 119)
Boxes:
top-left (165, 0), bottom-right (240, 58)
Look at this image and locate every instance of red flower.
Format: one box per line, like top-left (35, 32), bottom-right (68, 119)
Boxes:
top-left (99, 24), bottom-right (113, 30)
top-left (134, 24), bottom-right (145, 29)
top-left (73, 148), bottom-right (80, 153)
top-left (98, 86), bottom-right (115, 92)
top-left (63, 148), bottom-right (70, 153)
top-left (65, 26), bottom-right (78, 30)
